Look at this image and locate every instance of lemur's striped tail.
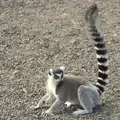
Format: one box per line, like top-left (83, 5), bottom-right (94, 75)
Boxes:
top-left (85, 4), bottom-right (109, 94)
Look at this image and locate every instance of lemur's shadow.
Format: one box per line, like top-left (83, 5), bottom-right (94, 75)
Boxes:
top-left (58, 103), bottom-right (113, 115)
top-left (32, 103), bottom-right (113, 116)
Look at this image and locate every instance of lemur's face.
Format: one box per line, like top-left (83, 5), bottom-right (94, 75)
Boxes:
top-left (48, 66), bottom-right (65, 82)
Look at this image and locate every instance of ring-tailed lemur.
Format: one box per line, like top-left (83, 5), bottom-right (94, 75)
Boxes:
top-left (31, 4), bottom-right (109, 116)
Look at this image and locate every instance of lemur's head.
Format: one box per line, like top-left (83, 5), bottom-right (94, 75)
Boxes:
top-left (48, 66), bottom-right (65, 82)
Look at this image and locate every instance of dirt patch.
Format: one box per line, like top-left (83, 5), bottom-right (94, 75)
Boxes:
top-left (0, 0), bottom-right (120, 120)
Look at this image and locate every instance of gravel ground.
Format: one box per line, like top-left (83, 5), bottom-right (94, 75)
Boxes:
top-left (0, 0), bottom-right (120, 120)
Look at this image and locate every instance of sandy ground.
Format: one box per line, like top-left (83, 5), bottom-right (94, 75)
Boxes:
top-left (0, 0), bottom-right (120, 120)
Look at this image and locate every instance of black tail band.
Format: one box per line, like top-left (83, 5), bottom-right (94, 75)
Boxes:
top-left (98, 65), bottom-right (108, 71)
top-left (98, 72), bottom-right (108, 79)
top-left (97, 58), bottom-right (107, 63)
top-left (96, 49), bottom-right (107, 55)
top-left (94, 84), bottom-right (104, 92)
top-left (91, 32), bottom-right (101, 37)
top-left (93, 37), bottom-right (104, 42)
top-left (95, 43), bottom-right (106, 48)
top-left (98, 79), bottom-right (107, 86)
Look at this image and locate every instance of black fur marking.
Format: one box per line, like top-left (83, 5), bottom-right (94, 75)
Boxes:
top-left (97, 58), bottom-right (107, 63)
top-left (93, 37), bottom-right (103, 42)
top-left (91, 32), bottom-right (100, 37)
top-left (54, 75), bottom-right (59, 79)
top-left (96, 49), bottom-right (107, 55)
top-left (98, 72), bottom-right (108, 79)
top-left (98, 79), bottom-right (107, 86)
top-left (95, 43), bottom-right (105, 48)
top-left (56, 81), bottom-right (64, 94)
top-left (98, 65), bottom-right (108, 71)
top-left (94, 84), bottom-right (104, 92)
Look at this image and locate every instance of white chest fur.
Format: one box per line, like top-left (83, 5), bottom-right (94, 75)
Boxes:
top-left (47, 78), bottom-right (57, 97)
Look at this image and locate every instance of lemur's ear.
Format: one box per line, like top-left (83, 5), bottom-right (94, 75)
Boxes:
top-left (60, 66), bottom-right (65, 71)
top-left (48, 68), bottom-right (53, 76)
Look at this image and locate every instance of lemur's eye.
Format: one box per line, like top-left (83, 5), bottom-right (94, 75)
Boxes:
top-left (48, 72), bottom-right (51, 76)
top-left (54, 75), bottom-right (59, 79)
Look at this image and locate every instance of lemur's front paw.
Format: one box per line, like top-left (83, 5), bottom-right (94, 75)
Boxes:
top-left (41, 109), bottom-right (54, 116)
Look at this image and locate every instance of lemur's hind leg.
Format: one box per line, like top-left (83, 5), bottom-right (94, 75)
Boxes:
top-left (72, 85), bottom-right (100, 116)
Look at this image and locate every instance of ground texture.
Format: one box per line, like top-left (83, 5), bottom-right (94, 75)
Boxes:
top-left (0, 0), bottom-right (120, 120)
